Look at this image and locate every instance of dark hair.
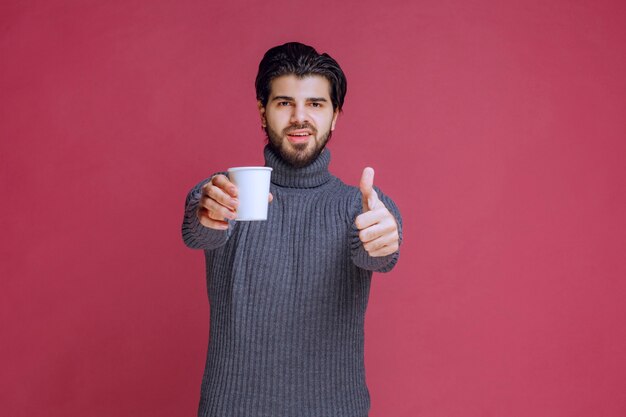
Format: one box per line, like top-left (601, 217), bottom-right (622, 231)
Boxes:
top-left (255, 42), bottom-right (347, 112)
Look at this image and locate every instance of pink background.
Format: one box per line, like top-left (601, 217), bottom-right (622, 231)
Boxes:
top-left (2, 0), bottom-right (625, 416)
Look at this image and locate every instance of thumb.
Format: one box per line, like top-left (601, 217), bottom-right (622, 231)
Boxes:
top-left (359, 167), bottom-right (378, 211)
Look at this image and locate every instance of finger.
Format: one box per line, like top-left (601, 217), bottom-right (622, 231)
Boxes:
top-left (362, 230), bottom-right (399, 252)
top-left (202, 198), bottom-right (237, 221)
top-left (201, 175), bottom-right (239, 217)
top-left (197, 209), bottom-right (230, 230)
top-left (269, 192), bottom-right (274, 203)
top-left (205, 183), bottom-right (239, 211)
top-left (359, 167), bottom-right (375, 196)
top-left (212, 174), bottom-right (238, 198)
top-left (367, 188), bottom-right (381, 210)
top-left (355, 208), bottom-right (386, 230)
top-left (359, 167), bottom-right (375, 211)
top-left (359, 221), bottom-right (396, 244)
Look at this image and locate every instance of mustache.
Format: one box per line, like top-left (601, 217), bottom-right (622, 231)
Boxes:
top-left (284, 123), bottom-right (317, 135)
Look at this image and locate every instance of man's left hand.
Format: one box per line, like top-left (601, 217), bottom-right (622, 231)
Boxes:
top-left (355, 167), bottom-right (400, 257)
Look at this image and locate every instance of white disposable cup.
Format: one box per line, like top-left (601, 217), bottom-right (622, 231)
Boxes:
top-left (227, 167), bottom-right (273, 221)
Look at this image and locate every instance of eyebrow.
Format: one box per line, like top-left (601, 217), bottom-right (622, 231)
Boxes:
top-left (271, 96), bottom-right (329, 103)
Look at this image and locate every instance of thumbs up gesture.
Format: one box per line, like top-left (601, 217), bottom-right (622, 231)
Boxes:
top-left (355, 167), bottom-right (400, 257)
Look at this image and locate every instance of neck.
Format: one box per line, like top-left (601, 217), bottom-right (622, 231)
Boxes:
top-left (264, 145), bottom-right (332, 188)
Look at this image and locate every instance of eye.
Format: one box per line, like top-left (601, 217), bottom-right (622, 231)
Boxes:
top-left (278, 101), bottom-right (291, 106)
top-left (310, 102), bottom-right (321, 108)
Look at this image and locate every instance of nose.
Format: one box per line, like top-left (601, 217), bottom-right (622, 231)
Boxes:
top-left (289, 103), bottom-right (309, 125)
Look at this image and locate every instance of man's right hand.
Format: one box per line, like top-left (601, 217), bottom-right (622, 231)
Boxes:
top-left (198, 174), bottom-right (273, 230)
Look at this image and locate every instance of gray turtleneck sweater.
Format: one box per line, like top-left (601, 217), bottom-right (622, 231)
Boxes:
top-left (182, 145), bottom-right (403, 417)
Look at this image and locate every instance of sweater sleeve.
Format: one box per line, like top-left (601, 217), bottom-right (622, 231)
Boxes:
top-left (350, 186), bottom-right (403, 273)
top-left (181, 175), bottom-right (233, 250)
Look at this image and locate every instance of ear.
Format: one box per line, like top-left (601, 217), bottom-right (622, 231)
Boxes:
top-left (330, 108), bottom-right (339, 131)
top-left (257, 100), bottom-right (266, 127)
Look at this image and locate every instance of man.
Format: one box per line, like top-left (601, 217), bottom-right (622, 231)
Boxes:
top-left (182, 42), bottom-right (402, 417)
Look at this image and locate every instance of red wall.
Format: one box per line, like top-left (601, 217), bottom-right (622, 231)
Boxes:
top-left (2, 1), bottom-right (625, 416)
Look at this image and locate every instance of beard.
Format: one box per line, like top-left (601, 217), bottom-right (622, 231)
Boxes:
top-left (265, 122), bottom-right (333, 168)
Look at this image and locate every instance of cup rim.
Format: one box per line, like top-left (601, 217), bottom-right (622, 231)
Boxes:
top-left (227, 166), bottom-right (273, 172)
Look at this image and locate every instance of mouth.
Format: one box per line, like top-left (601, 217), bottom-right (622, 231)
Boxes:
top-left (286, 130), bottom-right (313, 143)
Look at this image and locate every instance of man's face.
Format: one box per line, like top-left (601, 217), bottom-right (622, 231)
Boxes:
top-left (259, 74), bottom-right (339, 168)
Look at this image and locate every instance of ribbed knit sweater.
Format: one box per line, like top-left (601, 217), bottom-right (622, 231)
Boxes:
top-left (182, 145), bottom-right (403, 417)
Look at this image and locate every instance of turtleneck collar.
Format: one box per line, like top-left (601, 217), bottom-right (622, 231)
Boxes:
top-left (264, 144), bottom-right (332, 188)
